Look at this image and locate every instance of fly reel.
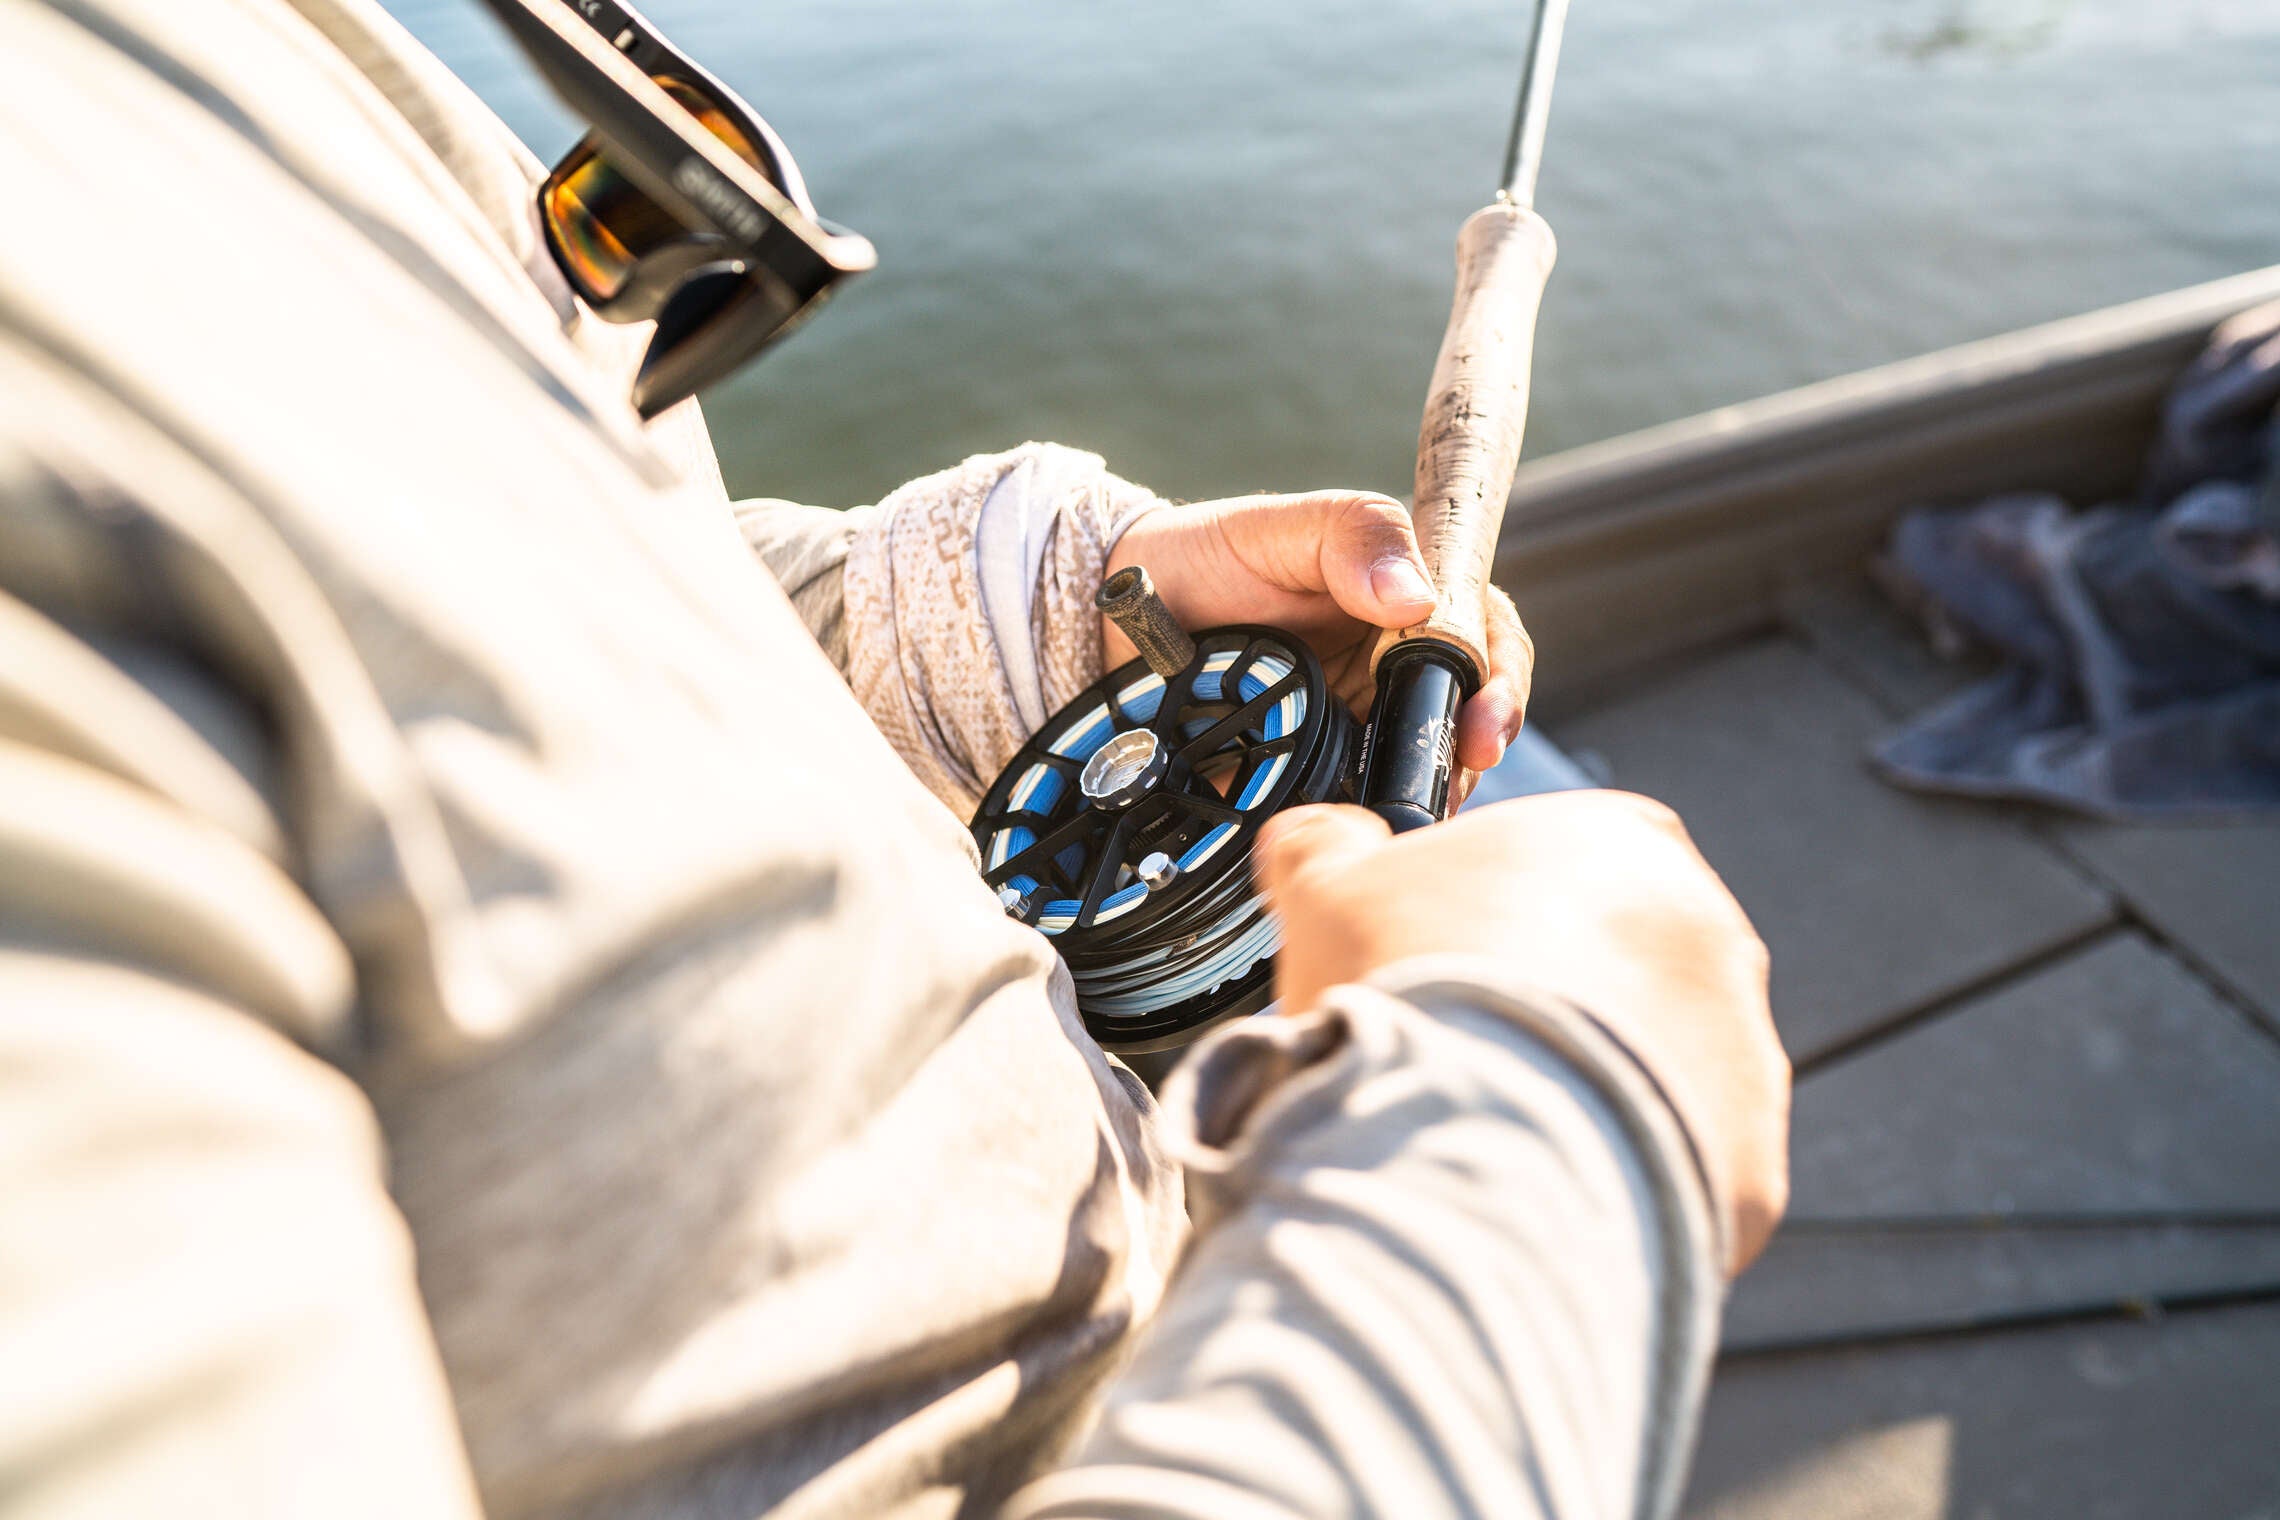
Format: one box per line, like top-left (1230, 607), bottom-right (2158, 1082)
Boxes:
top-left (972, 571), bottom-right (1358, 1052)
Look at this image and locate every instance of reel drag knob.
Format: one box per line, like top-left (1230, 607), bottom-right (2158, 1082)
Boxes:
top-left (1078, 728), bottom-right (1168, 810)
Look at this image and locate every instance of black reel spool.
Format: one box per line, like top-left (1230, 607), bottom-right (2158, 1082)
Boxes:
top-left (972, 624), bottom-right (1358, 1052)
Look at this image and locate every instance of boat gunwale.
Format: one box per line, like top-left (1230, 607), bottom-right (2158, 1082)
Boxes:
top-left (1492, 264), bottom-right (2280, 707)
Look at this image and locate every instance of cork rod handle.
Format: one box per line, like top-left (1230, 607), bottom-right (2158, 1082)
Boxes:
top-left (1372, 201), bottom-right (1558, 682)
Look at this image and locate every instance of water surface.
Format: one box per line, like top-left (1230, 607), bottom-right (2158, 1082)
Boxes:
top-left (386, 0), bottom-right (2280, 507)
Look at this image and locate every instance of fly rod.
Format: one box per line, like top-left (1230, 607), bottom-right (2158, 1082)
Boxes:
top-left (1360, 0), bottom-right (1570, 831)
top-left (971, 0), bottom-right (1575, 1050)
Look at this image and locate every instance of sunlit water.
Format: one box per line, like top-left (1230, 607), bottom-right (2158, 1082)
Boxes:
top-left (386, 0), bottom-right (2280, 507)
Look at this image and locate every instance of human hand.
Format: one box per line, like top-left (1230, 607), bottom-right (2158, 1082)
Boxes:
top-left (1255, 791), bottom-right (1790, 1274)
top-left (1106, 493), bottom-right (1531, 802)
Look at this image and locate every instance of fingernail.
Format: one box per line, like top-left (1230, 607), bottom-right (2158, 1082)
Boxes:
top-left (1372, 558), bottom-right (1436, 609)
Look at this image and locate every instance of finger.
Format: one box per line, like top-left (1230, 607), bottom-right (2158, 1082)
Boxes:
top-left (1456, 587), bottom-right (1533, 772)
top-left (1254, 803), bottom-right (1391, 903)
top-left (1447, 765), bottom-right (1478, 811)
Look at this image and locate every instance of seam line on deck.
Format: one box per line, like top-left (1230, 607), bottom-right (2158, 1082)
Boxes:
top-left (2037, 826), bottom-right (2280, 1049)
top-left (1718, 1278), bottom-right (2280, 1362)
top-left (1777, 1211), bottom-right (2280, 1235)
top-left (1779, 598), bottom-right (2280, 1054)
top-left (1792, 918), bottom-right (2123, 1081)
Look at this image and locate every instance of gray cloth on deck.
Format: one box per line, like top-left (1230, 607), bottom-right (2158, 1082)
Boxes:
top-left (0, 2), bottom-right (1722, 1518)
top-left (1873, 301), bottom-right (2280, 820)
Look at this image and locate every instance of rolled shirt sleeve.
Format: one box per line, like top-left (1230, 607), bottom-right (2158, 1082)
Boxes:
top-left (1009, 957), bottom-right (1724, 1520)
top-left (739, 445), bottom-right (1167, 819)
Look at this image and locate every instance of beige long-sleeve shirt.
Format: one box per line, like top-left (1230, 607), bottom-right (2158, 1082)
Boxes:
top-left (0, 2), bottom-right (1721, 1516)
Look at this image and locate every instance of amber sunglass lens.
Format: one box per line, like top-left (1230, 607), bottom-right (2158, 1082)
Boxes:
top-left (546, 145), bottom-right (656, 301)
top-left (542, 79), bottom-right (772, 304)
top-left (658, 77), bottom-right (764, 168)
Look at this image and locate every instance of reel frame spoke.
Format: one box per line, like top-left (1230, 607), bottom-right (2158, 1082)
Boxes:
top-left (1076, 809), bottom-right (1145, 931)
top-left (1174, 671), bottom-right (1306, 766)
top-left (988, 805), bottom-right (1108, 898)
top-left (1161, 790), bottom-right (1242, 828)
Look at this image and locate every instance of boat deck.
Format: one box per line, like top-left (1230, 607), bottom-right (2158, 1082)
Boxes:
top-left (1531, 573), bottom-right (2280, 1518)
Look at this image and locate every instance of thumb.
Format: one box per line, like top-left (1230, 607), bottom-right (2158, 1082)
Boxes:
top-left (1217, 491), bottom-right (1436, 629)
top-left (1255, 804), bottom-right (1392, 904)
top-left (1311, 493), bottom-right (1439, 629)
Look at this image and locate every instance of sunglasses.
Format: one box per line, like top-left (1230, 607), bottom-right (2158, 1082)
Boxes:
top-left (478, 0), bottom-right (875, 417)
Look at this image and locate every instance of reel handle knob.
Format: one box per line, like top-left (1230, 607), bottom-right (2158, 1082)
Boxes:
top-left (1096, 565), bottom-right (1197, 681)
